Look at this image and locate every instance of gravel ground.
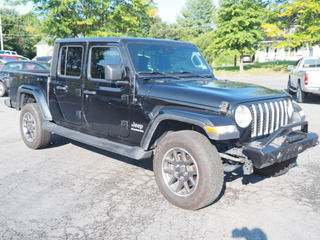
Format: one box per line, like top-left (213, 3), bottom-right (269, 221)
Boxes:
top-left (0, 74), bottom-right (319, 240)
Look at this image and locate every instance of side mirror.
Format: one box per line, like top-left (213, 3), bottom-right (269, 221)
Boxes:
top-left (287, 65), bottom-right (294, 70)
top-left (105, 64), bottom-right (122, 81)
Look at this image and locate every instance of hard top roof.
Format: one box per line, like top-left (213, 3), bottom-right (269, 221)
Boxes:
top-left (54, 37), bottom-right (193, 45)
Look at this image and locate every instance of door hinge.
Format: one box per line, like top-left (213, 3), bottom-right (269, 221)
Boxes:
top-left (121, 120), bottom-right (129, 129)
top-left (76, 110), bottom-right (82, 119)
top-left (76, 88), bottom-right (82, 96)
top-left (121, 94), bottom-right (130, 104)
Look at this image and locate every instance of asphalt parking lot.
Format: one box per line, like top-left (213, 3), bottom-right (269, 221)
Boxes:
top-left (0, 74), bottom-right (319, 240)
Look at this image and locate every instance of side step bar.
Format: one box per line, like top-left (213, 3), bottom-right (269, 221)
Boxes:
top-left (288, 86), bottom-right (297, 93)
top-left (42, 122), bottom-right (153, 160)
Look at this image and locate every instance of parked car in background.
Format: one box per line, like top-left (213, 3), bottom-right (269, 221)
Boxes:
top-left (32, 56), bottom-right (52, 63)
top-left (287, 57), bottom-right (320, 103)
top-left (0, 61), bottom-right (50, 97)
top-left (0, 50), bottom-right (17, 55)
top-left (242, 55), bottom-right (252, 63)
top-left (0, 55), bottom-right (29, 63)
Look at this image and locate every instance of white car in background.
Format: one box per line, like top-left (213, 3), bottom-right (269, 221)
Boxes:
top-left (287, 57), bottom-right (320, 103)
top-left (0, 50), bottom-right (18, 55)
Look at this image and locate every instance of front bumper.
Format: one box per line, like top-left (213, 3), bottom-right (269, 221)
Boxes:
top-left (244, 121), bottom-right (318, 169)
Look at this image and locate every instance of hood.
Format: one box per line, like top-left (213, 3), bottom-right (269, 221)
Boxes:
top-left (138, 79), bottom-right (288, 111)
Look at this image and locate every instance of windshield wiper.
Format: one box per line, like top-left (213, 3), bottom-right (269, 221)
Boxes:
top-left (170, 71), bottom-right (211, 78)
top-left (138, 71), bottom-right (180, 79)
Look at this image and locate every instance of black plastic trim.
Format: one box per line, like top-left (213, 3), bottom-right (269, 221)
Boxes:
top-left (43, 122), bottom-right (152, 160)
top-left (244, 121), bottom-right (318, 169)
top-left (141, 107), bottom-right (239, 150)
top-left (17, 85), bottom-right (52, 121)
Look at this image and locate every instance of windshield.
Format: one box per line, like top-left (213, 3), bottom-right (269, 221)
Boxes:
top-left (127, 42), bottom-right (211, 75)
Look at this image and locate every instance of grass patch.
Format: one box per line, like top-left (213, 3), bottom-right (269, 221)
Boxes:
top-left (213, 61), bottom-right (296, 76)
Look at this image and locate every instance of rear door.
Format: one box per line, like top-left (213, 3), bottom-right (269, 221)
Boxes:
top-left (52, 44), bottom-right (85, 125)
top-left (83, 43), bottom-right (130, 138)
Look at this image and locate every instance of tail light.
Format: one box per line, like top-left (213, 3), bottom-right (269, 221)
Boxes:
top-left (304, 73), bottom-right (308, 85)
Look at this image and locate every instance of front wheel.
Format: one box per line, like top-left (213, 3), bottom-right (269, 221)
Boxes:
top-left (296, 83), bottom-right (306, 103)
top-left (254, 157), bottom-right (297, 177)
top-left (20, 103), bottom-right (51, 149)
top-left (154, 130), bottom-right (224, 210)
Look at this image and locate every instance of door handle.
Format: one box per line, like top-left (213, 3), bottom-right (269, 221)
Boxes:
top-left (56, 85), bottom-right (68, 91)
top-left (84, 90), bottom-right (97, 95)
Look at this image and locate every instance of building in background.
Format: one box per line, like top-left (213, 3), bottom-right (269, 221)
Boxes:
top-left (255, 41), bottom-right (320, 62)
top-left (34, 38), bottom-right (53, 58)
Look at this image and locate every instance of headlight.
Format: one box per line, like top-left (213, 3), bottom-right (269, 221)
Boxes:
top-left (235, 105), bottom-right (252, 128)
top-left (291, 102), bottom-right (306, 123)
top-left (287, 99), bottom-right (294, 119)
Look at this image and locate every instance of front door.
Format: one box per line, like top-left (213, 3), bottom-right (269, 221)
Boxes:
top-left (83, 44), bottom-right (130, 138)
top-left (52, 44), bottom-right (84, 125)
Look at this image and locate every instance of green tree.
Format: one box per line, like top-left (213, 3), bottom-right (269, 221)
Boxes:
top-left (6, 0), bottom-right (157, 39)
top-left (148, 18), bottom-right (179, 40)
top-left (176, 0), bottom-right (216, 41)
top-left (262, 0), bottom-right (320, 48)
top-left (0, 9), bottom-right (42, 58)
top-left (213, 0), bottom-right (268, 72)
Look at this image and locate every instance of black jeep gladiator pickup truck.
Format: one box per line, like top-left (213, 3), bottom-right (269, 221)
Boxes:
top-left (5, 37), bottom-right (318, 210)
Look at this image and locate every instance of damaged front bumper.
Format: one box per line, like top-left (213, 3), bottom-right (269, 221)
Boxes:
top-left (244, 121), bottom-right (318, 169)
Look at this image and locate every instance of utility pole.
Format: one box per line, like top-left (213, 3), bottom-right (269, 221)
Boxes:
top-left (0, 14), bottom-right (3, 50)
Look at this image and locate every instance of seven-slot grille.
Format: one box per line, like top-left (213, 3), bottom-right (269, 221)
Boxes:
top-left (250, 99), bottom-right (290, 139)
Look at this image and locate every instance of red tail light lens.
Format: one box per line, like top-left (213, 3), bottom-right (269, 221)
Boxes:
top-left (304, 73), bottom-right (308, 85)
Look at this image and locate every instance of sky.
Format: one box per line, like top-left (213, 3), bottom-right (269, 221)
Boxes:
top-left (0, 0), bottom-right (187, 23)
top-left (155, 0), bottom-right (187, 23)
top-left (0, 0), bottom-right (34, 14)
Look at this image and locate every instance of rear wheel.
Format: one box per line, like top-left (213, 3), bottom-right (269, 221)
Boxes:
top-left (0, 81), bottom-right (5, 97)
top-left (20, 103), bottom-right (51, 149)
top-left (296, 83), bottom-right (306, 103)
top-left (154, 130), bottom-right (224, 210)
top-left (254, 157), bottom-right (297, 177)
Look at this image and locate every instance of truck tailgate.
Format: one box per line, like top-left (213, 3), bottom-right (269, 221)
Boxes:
top-left (306, 70), bottom-right (320, 87)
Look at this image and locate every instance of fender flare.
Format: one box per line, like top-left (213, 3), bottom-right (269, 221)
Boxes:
top-left (141, 107), bottom-right (239, 150)
top-left (17, 85), bottom-right (52, 121)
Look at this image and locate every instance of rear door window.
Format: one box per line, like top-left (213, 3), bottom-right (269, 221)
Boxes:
top-left (59, 46), bottom-right (83, 77)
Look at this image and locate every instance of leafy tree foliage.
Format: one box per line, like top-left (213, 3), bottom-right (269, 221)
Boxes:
top-left (0, 9), bottom-right (42, 58)
top-left (176, 0), bottom-right (216, 40)
top-left (148, 18), bottom-right (179, 40)
top-left (262, 0), bottom-right (320, 48)
top-left (7, 0), bottom-right (157, 39)
top-left (212, 0), bottom-right (268, 71)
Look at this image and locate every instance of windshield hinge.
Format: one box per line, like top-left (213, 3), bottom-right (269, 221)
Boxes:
top-left (219, 101), bottom-right (230, 115)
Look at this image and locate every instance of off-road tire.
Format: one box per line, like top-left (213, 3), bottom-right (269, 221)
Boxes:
top-left (254, 157), bottom-right (297, 177)
top-left (296, 83), bottom-right (306, 103)
top-left (20, 103), bottom-right (51, 149)
top-left (0, 81), bottom-right (5, 97)
top-left (154, 130), bottom-right (224, 210)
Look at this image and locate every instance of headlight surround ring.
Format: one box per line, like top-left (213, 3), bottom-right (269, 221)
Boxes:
top-left (235, 105), bottom-right (252, 128)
